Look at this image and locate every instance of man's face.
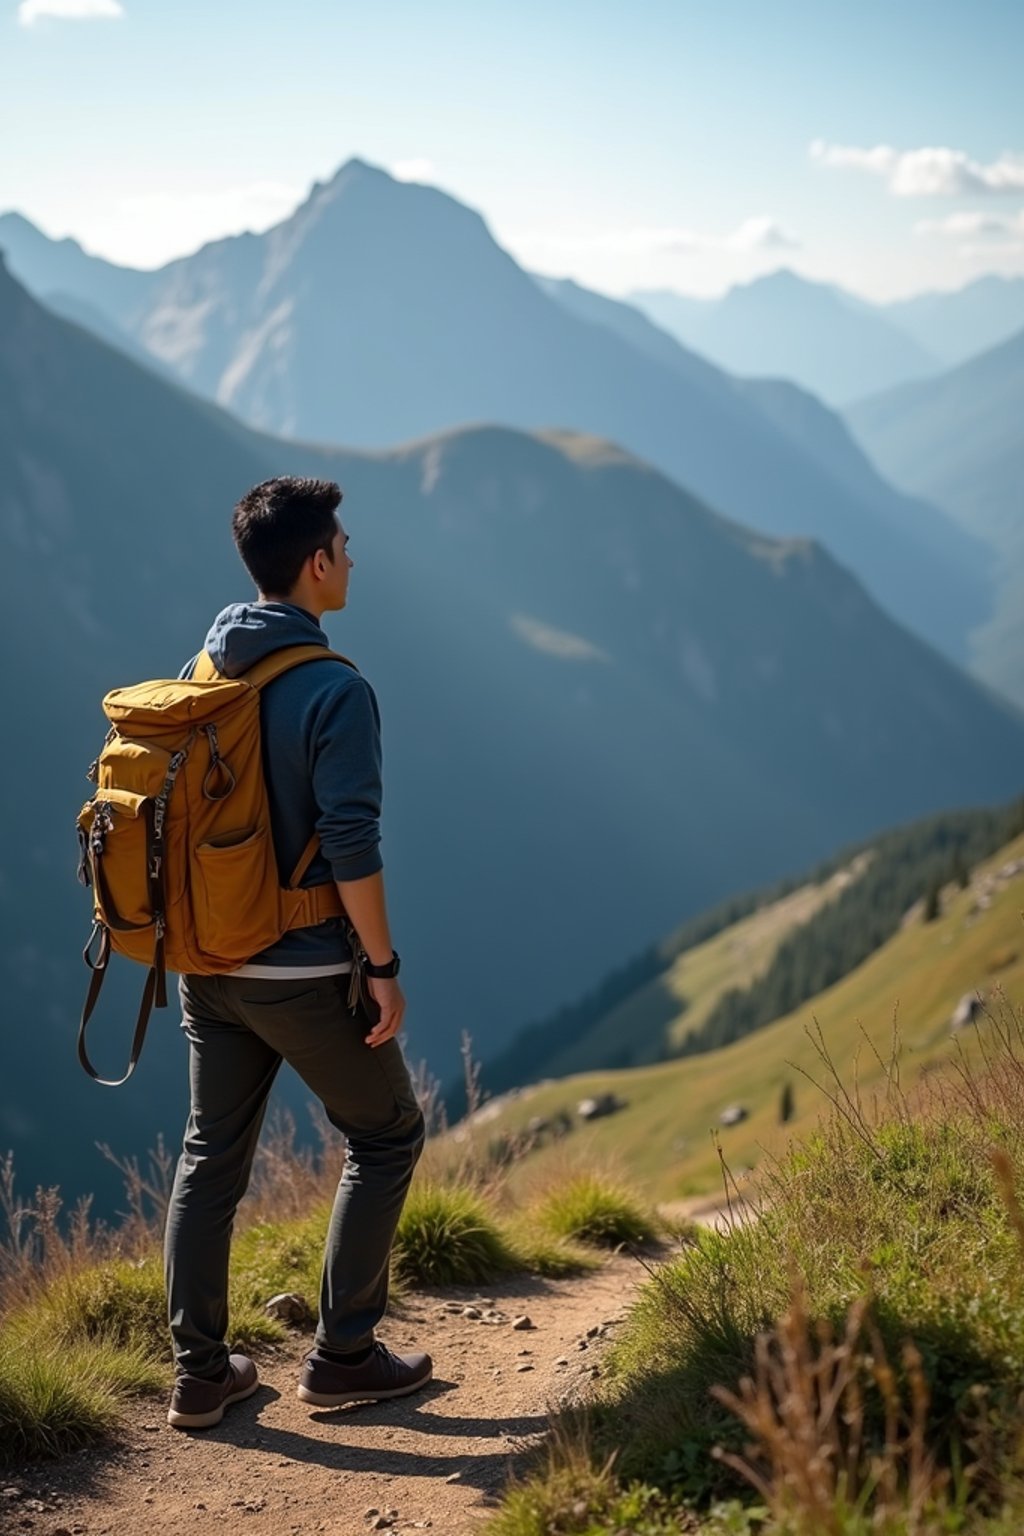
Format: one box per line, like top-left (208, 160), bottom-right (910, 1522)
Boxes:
top-left (315, 522), bottom-right (353, 610)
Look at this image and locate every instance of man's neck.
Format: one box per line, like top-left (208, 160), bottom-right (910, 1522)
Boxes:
top-left (259, 594), bottom-right (324, 625)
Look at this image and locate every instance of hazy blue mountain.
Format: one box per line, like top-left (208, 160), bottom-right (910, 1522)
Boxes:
top-left (4, 255), bottom-right (1024, 1217)
top-left (543, 276), bottom-right (994, 623)
top-left (881, 275), bottom-right (1024, 370)
top-left (628, 269), bottom-right (938, 405)
top-left (42, 289), bottom-right (178, 380)
top-left (539, 275), bottom-right (992, 625)
top-left (0, 210), bottom-right (154, 320)
top-left (847, 326), bottom-right (1024, 708)
top-left (535, 274), bottom-right (704, 378)
top-left (733, 376), bottom-right (993, 610)
top-left (0, 163), bottom-right (994, 670)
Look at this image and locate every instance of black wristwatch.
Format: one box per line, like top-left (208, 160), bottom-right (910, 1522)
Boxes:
top-left (363, 950), bottom-right (401, 979)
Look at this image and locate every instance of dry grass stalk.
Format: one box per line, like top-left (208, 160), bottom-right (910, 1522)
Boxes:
top-left (0, 1153), bottom-right (109, 1315)
top-left (989, 1144), bottom-right (1024, 1260)
top-left (710, 1270), bottom-right (948, 1536)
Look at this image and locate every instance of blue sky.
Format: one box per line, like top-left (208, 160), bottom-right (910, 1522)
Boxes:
top-left (3, 0), bottom-right (1022, 299)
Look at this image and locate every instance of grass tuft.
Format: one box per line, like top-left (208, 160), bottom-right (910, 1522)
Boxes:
top-left (40, 1255), bottom-right (169, 1354)
top-left (533, 1172), bottom-right (660, 1248)
top-left (0, 1330), bottom-right (165, 1467)
top-left (501, 1220), bottom-right (602, 1278)
top-left (393, 1180), bottom-right (519, 1286)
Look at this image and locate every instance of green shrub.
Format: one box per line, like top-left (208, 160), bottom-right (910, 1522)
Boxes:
top-left (534, 1173), bottom-right (659, 1248)
top-left (392, 1181), bottom-right (519, 1285)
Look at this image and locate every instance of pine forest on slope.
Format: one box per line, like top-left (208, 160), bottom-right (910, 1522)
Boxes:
top-left (478, 795), bottom-right (1024, 1100)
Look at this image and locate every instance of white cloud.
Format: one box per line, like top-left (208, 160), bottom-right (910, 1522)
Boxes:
top-left (390, 158), bottom-right (437, 184)
top-left (956, 241), bottom-right (1024, 260)
top-left (915, 209), bottom-right (1024, 238)
top-left (915, 208), bottom-right (1024, 258)
top-left (18, 0), bottom-right (123, 25)
top-left (75, 180), bottom-right (304, 268)
top-left (810, 139), bottom-right (1024, 196)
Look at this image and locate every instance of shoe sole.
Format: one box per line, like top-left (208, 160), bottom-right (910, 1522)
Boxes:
top-left (167, 1374), bottom-right (260, 1429)
top-left (296, 1363), bottom-right (433, 1407)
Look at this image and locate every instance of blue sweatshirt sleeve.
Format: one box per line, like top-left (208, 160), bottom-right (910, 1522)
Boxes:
top-left (309, 675), bottom-right (384, 882)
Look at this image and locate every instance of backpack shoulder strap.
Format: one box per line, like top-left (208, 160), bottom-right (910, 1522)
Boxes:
top-left (192, 644), bottom-right (361, 892)
top-left (192, 645), bottom-right (359, 690)
top-left (191, 650), bottom-right (219, 682)
top-left (248, 645), bottom-right (359, 691)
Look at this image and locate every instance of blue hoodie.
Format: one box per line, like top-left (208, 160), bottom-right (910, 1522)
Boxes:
top-left (179, 601), bottom-right (383, 971)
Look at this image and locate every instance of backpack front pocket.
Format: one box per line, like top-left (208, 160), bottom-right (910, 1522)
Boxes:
top-left (193, 824), bottom-right (275, 959)
top-left (77, 789), bottom-right (154, 930)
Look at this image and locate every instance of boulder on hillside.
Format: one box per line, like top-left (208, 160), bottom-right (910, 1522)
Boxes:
top-left (577, 1093), bottom-right (626, 1121)
top-left (951, 992), bottom-right (983, 1030)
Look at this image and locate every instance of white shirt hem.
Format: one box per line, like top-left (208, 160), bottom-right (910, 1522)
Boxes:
top-left (225, 961), bottom-right (354, 979)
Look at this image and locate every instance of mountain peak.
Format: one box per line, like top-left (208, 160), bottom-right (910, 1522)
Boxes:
top-left (309, 155), bottom-right (396, 198)
top-left (0, 209), bottom-right (88, 256)
top-left (741, 267), bottom-right (828, 296)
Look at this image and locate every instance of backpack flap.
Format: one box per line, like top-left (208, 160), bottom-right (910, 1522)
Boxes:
top-left (102, 676), bottom-right (250, 736)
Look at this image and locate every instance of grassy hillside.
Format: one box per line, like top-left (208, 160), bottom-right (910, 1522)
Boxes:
top-left (515, 850), bottom-right (875, 1082)
top-left (481, 797), bottom-right (1023, 1097)
top-left (468, 829), bottom-right (1024, 1202)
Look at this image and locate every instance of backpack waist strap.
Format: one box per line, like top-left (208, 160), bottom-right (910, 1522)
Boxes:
top-left (282, 880), bottom-right (347, 931)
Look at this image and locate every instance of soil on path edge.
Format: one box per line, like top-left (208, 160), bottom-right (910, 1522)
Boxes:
top-left (2, 1252), bottom-right (647, 1536)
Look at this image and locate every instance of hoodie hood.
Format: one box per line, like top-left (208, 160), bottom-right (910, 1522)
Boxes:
top-left (204, 601), bottom-right (328, 678)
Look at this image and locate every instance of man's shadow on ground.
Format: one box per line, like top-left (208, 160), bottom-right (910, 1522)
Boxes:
top-left (185, 1377), bottom-right (552, 1493)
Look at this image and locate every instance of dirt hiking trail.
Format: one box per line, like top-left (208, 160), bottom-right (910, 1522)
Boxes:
top-left (3, 1252), bottom-right (653, 1536)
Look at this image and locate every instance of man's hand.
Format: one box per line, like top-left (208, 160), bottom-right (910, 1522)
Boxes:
top-left (364, 975), bottom-right (406, 1047)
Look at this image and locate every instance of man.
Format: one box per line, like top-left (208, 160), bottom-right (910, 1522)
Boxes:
top-left (163, 476), bottom-right (429, 1430)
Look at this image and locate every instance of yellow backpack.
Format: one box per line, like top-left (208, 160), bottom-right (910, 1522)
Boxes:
top-left (76, 644), bottom-right (355, 1085)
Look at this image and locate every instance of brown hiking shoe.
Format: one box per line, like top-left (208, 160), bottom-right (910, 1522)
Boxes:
top-left (297, 1340), bottom-right (432, 1407)
top-left (167, 1353), bottom-right (259, 1429)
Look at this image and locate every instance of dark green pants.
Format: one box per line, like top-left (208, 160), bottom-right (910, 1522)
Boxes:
top-left (163, 972), bottom-right (425, 1380)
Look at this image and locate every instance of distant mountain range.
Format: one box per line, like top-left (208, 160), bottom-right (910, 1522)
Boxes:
top-left (628, 268), bottom-right (1024, 404)
top-left (0, 160), bottom-right (994, 673)
top-left (3, 252), bottom-right (1024, 1217)
top-left (882, 275), bottom-right (1024, 369)
top-left (628, 270), bottom-right (937, 407)
top-left (847, 326), bottom-right (1024, 710)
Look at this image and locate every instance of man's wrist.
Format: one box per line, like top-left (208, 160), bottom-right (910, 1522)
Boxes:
top-left (363, 950), bottom-right (401, 979)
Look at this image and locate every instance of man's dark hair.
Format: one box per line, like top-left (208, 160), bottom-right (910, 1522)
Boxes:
top-left (231, 477), bottom-right (342, 596)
